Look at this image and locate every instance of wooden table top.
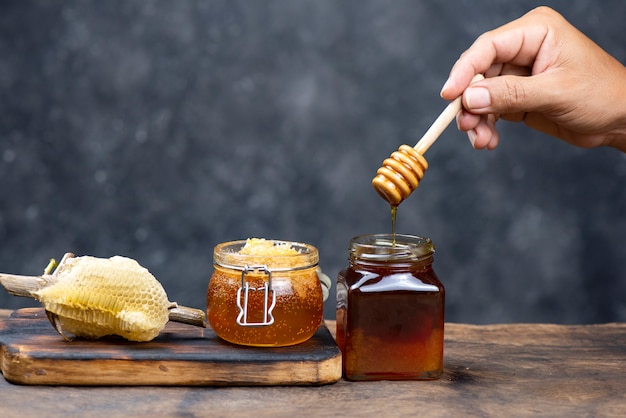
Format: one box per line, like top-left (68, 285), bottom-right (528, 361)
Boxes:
top-left (1, 309), bottom-right (625, 417)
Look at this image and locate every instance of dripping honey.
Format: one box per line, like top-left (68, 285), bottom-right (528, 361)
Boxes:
top-left (391, 204), bottom-right (398, 245)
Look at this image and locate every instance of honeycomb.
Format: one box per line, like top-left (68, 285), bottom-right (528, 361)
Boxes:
top-left (238, 238), bottom-right (302, 256)
top-left (33, 255), bottom-right (171, 342)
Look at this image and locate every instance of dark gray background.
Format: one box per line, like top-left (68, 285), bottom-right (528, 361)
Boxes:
top-left (1, 0), bottom-right (624, 324)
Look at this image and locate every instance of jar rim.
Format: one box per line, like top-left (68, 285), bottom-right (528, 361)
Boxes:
top-left (349, 233), bottom-right (435, 262)
top-left (213, 239), bottom-right (319, 271)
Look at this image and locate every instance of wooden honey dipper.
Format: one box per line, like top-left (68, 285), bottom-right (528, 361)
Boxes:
top-left (372, 74), bottom-right (485, 206)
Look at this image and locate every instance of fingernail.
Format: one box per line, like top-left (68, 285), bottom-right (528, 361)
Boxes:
top-left (468, 129), bottom-right (478, 147)
top-left (465, 87), bottom-right (491, 109)
top-left (440, 78), bottom-right (452, 97)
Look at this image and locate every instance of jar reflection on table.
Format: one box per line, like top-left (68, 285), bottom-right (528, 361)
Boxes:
top-left (336, 234), bottom-right (445, 380)
top-left (207, 239), bottom-right (323, 347)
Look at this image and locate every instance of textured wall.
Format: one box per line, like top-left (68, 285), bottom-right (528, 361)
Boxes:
top-left (1, 0), bottom-right (625, 324)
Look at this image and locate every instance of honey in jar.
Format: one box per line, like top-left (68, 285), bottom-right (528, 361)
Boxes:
top-left (336, 234), bottom-right (444, 380)
top-left (207, 238), bottom-right (323, 347)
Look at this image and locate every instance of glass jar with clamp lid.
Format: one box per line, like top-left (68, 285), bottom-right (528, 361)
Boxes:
top-left (207, 239), bottom-right (324, 347)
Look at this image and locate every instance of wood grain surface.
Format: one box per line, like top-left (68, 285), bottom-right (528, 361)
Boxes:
top-left (0, 308), bottom-right (625, 417)
top-left (0, 308), bottom-right (341, 386)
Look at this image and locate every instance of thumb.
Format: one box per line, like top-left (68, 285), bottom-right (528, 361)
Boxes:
top-left (462, 74), bottom-right (555, 115)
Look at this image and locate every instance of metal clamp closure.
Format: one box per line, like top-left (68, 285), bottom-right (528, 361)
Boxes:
top-left (236, 264), bottom-right (276, 327)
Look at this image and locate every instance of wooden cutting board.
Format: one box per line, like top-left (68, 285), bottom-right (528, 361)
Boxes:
top-left (0, 308), bottom-right (342, 386)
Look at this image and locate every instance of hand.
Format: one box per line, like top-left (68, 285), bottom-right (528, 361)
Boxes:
top-left (440, 6), bottom-right (626, 152)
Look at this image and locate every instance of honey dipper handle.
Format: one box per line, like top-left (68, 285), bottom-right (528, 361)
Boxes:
top-left (414, 74), bottom-right (485, 154)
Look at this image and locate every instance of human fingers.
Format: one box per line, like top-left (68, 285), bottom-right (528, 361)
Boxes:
top-left (456, 108), bottom-right (481, 132)
top-left (440, 6), bottom-right (562, 101)
top-left (459, 111), bottom-right (500, 150)
top-left (462, 73), bottom-right (561, 117)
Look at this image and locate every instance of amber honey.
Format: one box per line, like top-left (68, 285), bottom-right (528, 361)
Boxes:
top-left (336, 234), bottom-right (444, 380)
top-left (207, 239), bottom-right (323, 347)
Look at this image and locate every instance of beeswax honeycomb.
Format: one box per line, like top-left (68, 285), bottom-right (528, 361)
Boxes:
top-left (34, 255), bottom-right (171, 342)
